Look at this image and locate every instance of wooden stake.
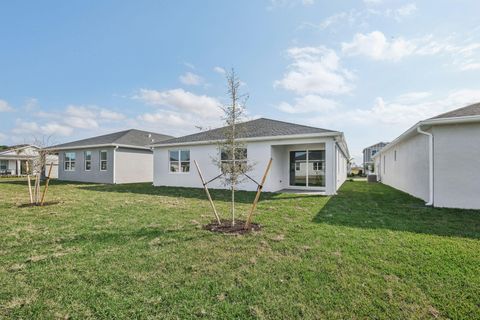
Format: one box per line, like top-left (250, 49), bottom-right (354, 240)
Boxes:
top-left (26, 161), bottom-right (33, 204)
top-left (244, 158), bottom-right (273, 229)
top-left (194, 160), bottom-right (222, 225)
top-left (40, 163), bottom-right (54, 206)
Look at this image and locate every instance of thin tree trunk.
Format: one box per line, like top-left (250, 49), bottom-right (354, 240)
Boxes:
top-left (231, 185), bottom-right (235, 226)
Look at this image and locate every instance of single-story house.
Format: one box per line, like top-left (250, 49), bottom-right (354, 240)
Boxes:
top-left (151, 118), bottom-right (350, 194)
top-left (374, 102), bottom-right (480, 209)
top-left (48, 129), bottom-right (173, 184)
top-left (0, 145), bottom-right (58, 178)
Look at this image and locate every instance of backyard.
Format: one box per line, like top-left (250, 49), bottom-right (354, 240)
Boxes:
top-left (0, 179), bottom-right (479, 319)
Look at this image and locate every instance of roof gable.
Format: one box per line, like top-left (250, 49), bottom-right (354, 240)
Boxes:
top-left (156, 118), bottom-right (337, 145)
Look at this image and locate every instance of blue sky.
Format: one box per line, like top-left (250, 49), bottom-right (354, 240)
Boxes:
top-left (1, 0), bottom-right (480, 163)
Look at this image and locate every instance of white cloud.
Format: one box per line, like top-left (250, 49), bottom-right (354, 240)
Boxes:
top-left (12, 120), bottom-right (73, 137)
top-left (65, 105), bottom-right (96, 118)
top-left (134, 88), bottom-right (222, 118)
top-left (395, 91), bottom-right (432, 103)
top-left (0, 99), bottom-right (14, 112)
top-left (213, 66), bottom-right (226, 74)
top-left (99, 109), bottom-right (126, 121)
top-left (342, 31), bottom-right (416, 61)
top-left (307, 89), bottom-right (480, 128)
top-left (277, 95), bottom-right (338, 114)
top-left (395, 3), bottom-right (417, 18)
top-left (275, 46), bottom-right (354, 95)
top-left (179, 72), bottom-right (204, 86)
top-left (342, 31), bottom-right (480, 69)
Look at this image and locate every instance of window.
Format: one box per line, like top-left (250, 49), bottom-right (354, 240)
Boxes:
top-left (0, 160), bottom-right (7, 171)
top-left (371, 149), bottom-right (377, 157)
top-left (295, 162), bottom-right (300, 171)
top-left (100, 150), bottom-right (107, 171)
top-left (394, 150), bottom-right (397, 161)
top-left (220, 147), bottom-right (247, 173)
top-left (84, 151), bottom-right (92, 171)
top-left (64, 152), bottom-right (76, 171)
top-left (313, 162), bottom-right (323, 171)
top-left (383, 155), bottom-right (386, 173)
top-left (169, 150), bottom-right (190, 173)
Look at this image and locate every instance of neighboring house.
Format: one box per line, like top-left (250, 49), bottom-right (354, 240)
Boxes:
top-left (362, 142), bottom-right (388, 175)
top-left (48, 129), bottom-right (173, 184)
top-left (151, 118), bottom-right (350, 194)
top-left (374, 102), bottom-right (480, 209)
top-left (0, 145), bottom-right (58, 178)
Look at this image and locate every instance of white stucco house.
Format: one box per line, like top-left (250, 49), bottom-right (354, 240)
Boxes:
top-left (152, 118), bottom-right (350, 194)
top-left (48, 129), bottom-right (173, 184)
top-left (0, 145), bottom-right (58, 178)
top-left (374, 102), bottom-right (480, 209)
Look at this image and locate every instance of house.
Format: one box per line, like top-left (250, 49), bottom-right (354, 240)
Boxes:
top-left (362, 142), bottom-right (388, 175)
top-left (48, 129), bottom-right (173, 184)
top-left (0, 145), bottom-right (58, 178)
top-left (151, 118), bottom-right (349, 194)
top-left (374, 102), bottom-right (480, 209)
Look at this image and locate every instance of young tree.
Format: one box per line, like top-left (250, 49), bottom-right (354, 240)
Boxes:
top-left (214, 69), bottom-right (253, 226)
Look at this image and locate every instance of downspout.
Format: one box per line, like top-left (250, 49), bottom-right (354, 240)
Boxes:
top-left (417, 126), bottom-right (433, 206)
top-left (113, 145), bottom-right (119, 184)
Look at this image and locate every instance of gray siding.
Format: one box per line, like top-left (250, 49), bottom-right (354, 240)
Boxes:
top-left (58, 147), bottom-right (114, 184)
top-left (115, 147), bottom-right (153, 184)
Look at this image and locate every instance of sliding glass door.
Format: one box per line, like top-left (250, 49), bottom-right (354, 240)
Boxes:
top-left (289, 150), bottom-right (325, 187)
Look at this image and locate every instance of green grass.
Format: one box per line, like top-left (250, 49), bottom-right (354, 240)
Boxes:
top-left (0, 179), bottom-right (479, 319)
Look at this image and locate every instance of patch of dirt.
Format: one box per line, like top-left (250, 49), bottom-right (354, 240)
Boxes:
top-left (17, 201), bottom-right (60, 208)
top-left (203, 219), bottom-right (261, 235)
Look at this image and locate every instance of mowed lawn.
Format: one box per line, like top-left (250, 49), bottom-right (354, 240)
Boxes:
top-left (0, 179), bottom-right (479, 319)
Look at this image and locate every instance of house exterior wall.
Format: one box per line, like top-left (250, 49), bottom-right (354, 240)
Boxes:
top-left (115, 147), bottom-right (154, 184)
top-left (377, 133), bottom-right (430, 202)
top-left (153, 136), bottom-right (346, 194)
top-left (58, 147), bottom-right (114, 183)
top-left (432, 123), bottom-right (480, 209)
top-left (335, 143), bottom-right (348, 191)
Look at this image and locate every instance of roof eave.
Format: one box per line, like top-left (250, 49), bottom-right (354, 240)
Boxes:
top-left (378, 114), bottom-right (480, 155)
top-left (151, 132), bottom-right (343, 148)
top-left (46, 143), bottom-right (151, 151)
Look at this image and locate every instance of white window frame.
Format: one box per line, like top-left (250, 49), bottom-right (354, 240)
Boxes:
top-left (64, 152), bottom-right (76, 171)
top-left (100, 150), bottom-right (108, 171)
top-left (84, 151), bottom-right (92, 171)
top-left (169, 149), bottom-right (190, 173)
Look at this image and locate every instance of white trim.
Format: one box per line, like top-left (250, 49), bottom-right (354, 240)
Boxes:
top-left (84, 150), bottom-right (92, 171)
top-left (377, 114), bottom-right (480, 156)
top-left (113, 146), bottom-right (118, 184)
top-left (100, 150), bottom-right (108, 171)
top-left (417, 126), bottom-right (434, 206)
top-left (46, 143), bottom-right (151, 151)
top-left (168, 149), bottom-right (191, 174)
top-left (151, 132), bottom-right (343, 148)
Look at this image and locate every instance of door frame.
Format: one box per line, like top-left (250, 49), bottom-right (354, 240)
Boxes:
top-left (289, 149), bottom-right (325, 189)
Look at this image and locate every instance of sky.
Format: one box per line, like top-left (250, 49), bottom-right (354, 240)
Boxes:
top-left (1, 0), bottom-right (480, 164)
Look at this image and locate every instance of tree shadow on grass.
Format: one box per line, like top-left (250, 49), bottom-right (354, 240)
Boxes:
top-left (314, 181), bottom-right (480, 240)
top-left (77, 183), bottom-right (324, 204)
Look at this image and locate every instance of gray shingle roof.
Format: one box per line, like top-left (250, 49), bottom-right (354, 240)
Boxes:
top-left (50, 129), bottom-right (173, 149)
top-left (156, 118), bottom-right (337, 145)
top-left (430, 102), bottom-right (480, 120)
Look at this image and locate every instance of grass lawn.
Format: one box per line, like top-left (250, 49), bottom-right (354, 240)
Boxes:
top-left (0, 179), bottom-right (479, 319)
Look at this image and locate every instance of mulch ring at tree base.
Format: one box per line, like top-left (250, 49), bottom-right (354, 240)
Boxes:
top-left (17, 201), bottom-right (61, 208)
top-left (204, 219), bottom-right (261, 235)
